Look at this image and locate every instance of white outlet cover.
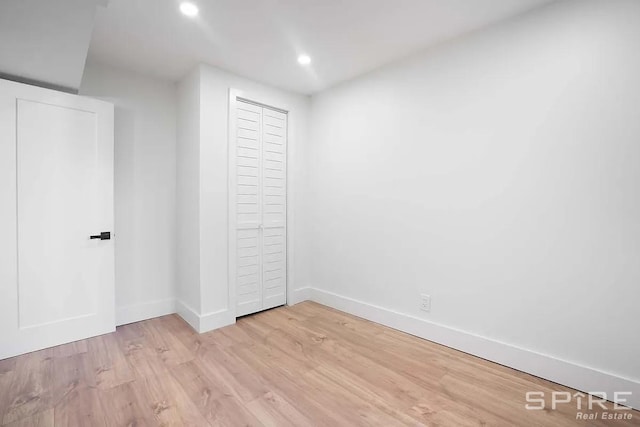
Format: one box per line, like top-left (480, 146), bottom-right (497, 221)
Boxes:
top-left (420, 294), bottom-right (431, 312)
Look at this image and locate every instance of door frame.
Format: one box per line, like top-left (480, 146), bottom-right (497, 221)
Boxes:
top-left (228, 88), bottom-right (296, 319)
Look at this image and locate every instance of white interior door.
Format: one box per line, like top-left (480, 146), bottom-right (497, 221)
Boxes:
top-left (231, 99), bottom-right (287, 317)
top-left (0, 79), bottom-right (115, 360)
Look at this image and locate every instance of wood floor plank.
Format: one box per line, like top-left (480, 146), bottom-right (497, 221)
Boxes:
top-left (140, 317), bottom-right (194, 367)
top-left (201, 322), bottom-right (257, 350)
top-left (48, 341), bottom-right (87, 359)
top-left (0, 359), bottom-right (16, 424)
top-left (226, 342), bottom-right (352, 425)
top-left (245, 391), bottom-right (313, 427)
top-left (50, 353), bottom-right (96, 407)
top-left (1, 349), bottom-right (54, 425)
top-left (0, 358), bottom-right (17, 376)
top-left (115, 322), bottom-right (171, 380)
top-left (158, 315), bottom-right (208, 356)
top-left (235, 324), bottom-right (318, 373)
top-left (171, 360), bottom-right (264, 427)
top-left (129, 373), bottom-right (211, 426)
top-left (53, 385), bottom-right (107, 426)
top-left (85, 333), bottom-right (135, 389)
top-left (100, 381), bottom-right (152, 427)
top-left (302, 367), bottom-right (414, 426)
top-left (0, 303), bottom-right (638, 426)
top-left (196, 344), bottom-right (271, 403)
top-left (298, 319), bottom-right (511, 425)
top-left (3, 408), bottom-right (53, 427)
top-left (241, 312), bottom-right (442, 425)
top-left (231, 335), bottom-right (423, 426)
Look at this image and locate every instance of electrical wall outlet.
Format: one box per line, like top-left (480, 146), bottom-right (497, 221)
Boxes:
top-left (420, 294), bottom-right (431, 312)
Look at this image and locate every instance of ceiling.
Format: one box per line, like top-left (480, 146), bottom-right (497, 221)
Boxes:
top-left (0, 0), bottom-right (105, 91)
top-left (88, 0), bottom-right (555, 95)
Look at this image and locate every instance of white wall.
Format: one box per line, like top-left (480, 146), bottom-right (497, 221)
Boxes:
top-left (176, 68), bottom-right (201, 315)
top-left (80, 61), bottom-right (177, 325)
top-left (306, 0), bottom-right (640, 406)
top-left (176, 64), bottom-right (311, 331)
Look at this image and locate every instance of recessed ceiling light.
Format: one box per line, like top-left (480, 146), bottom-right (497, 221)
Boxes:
top-left (180, 2), bottom-right (199, 17)
top-left (297, 54), bottom-right (311, 65)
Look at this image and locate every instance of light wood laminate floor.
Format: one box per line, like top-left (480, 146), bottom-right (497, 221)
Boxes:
top-left (0, 302), bottom-right (637, 426)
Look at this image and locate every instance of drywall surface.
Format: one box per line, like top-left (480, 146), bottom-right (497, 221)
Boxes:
top-left (80, 61), bottom-right (177, 324)
top-left (307, 0), bottom-right (640, 395)
top-left (176, 67), bottom-right (202, 314)
top-left (0, 0), bottom-right (103, 91)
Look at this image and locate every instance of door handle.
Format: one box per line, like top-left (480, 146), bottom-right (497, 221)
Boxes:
top-left (90, 232), bottom-right (111, 240)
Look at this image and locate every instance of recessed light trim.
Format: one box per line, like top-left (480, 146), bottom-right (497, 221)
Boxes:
top-left (297, 54), bottom-right (311, 65)
top-left (180, 2), bottom-right (199, 17)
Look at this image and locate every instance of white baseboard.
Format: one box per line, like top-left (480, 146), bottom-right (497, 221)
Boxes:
top-left (309, 288), bottom-right (640, 410)
top-left (116, 298), bottom-right (176, 326)
top-left (176, 300), bottom-right (235, 333)
top-left (176, 300), bottom-right (200, 331)
top-left (288, 286), bottom-right (312, 305)
top-left (200, 308), bottom-right (235, 332)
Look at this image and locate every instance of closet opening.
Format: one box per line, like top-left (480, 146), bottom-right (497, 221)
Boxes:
top-left (228, 92), bottom-right (289, 318)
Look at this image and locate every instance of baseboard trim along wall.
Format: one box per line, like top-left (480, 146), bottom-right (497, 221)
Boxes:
top-left (175, 300), bottom-right (235, 333)
top-left (116, 298), bottom-right (176, 326)
top-left (200, 308), bottom-right (235, 333)
top-left (289, 286), bottom-right (312, 305)
top-left (306, 287), bottom-right (640, 410)
top-left (175, 300), bottom-right (200, 331)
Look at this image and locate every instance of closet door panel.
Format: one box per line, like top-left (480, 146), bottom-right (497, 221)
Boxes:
top-left (260, 108), bottom-right (287, 310)
top-left (234, 101), bottom-right (263, 316)
top-left (262, 226), bottom-right (286, 309)
top-left (262, 108), bottom-right (287, 229)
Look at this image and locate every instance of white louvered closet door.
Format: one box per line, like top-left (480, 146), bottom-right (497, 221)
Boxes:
top-left (233, 100), bottom-right (287, 317)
